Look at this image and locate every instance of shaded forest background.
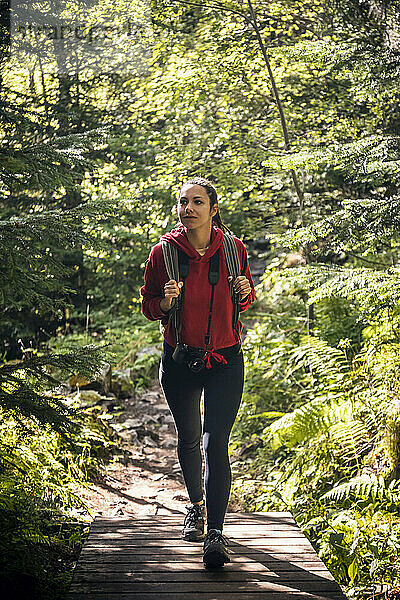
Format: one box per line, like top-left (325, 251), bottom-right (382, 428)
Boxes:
top-left (1, 0), bottom-right (400, 597)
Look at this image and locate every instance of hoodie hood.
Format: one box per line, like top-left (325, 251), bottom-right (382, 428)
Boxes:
top-left (161, 223), bottom-right (224, 262)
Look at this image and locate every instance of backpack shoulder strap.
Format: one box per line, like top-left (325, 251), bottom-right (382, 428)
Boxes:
top-left (222, 233), bottom-right (241, 338)
top-left (161, 239), bottom-right (179, 282)
top-left (161, 240), bottom-right (189, 345)
top-left (161, 240), bottom-right (190, 281)
top-left (222, 233), bottom-right (241, 279)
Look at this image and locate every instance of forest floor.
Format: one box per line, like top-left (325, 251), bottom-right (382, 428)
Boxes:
top-left (79, 378), bottom-right (244, 524)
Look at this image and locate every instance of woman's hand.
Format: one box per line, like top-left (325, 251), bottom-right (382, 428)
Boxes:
top-left (160, 280), bottom-right (183, 313)
top-left (229, 275), bottom-right (252, 300)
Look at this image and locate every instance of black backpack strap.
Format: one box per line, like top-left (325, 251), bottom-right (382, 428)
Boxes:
top-left (204, 249), bottom-right (220, 346)
top-left (178, 249), bottom-right (189, 280)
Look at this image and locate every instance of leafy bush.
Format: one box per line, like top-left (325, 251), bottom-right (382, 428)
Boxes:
top-left (0, 400), bottom-right (118, 599)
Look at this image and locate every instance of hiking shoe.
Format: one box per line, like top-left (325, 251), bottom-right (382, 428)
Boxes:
top-left (203, 528), bottom-right (231, 567)
top-left (182, 502), bottom-right (205, 541)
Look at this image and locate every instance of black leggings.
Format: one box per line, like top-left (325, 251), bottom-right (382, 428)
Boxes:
top-left (159, 341), bottom-right (244, 531)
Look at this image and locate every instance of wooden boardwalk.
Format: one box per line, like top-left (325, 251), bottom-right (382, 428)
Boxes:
top-left (68, 512), bottom-right (347, 600)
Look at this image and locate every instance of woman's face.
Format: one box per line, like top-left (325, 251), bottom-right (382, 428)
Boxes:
top-left (178, 184), bottom-right (218, 230)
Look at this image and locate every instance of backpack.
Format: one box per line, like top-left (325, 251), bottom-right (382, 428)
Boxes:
top-left (160, 233), bottom-right (241, 346)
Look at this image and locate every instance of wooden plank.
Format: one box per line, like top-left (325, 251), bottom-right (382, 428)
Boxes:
top-left (84, 535), bottom-right (317, 544)
top-left (79, 554), bottom-right (329, 573)
top-left (89, 516), bottom-right (297, 527)
top-left (82, 548), bottom-right (319, 557)
top-left (83, 548), bottom-right (317, 556)
top-left (90, 516), bottom-right (296, 521)
top-left (71, 571), bottom-right (338, 585)
top-left (79, 552), bottom-right (329, 573)
top-left (89, 518), bottom-right (297, 524)
top-left (68, 594), bottom-right (342, 600)
top-left (84, 543), bottom-right (318, 552)
top-left (90, 525), bottom-right (301, 534)
top-left (85, 536), bottom-right (311, 545)
top-left (90, 526), bottom-right (304, 540)
top-left (68, 581), bottom-right (343, 596)
top-left (93, 512), bottom-right (295, 520)
top-left (75, 563), bottom-right (335, 577)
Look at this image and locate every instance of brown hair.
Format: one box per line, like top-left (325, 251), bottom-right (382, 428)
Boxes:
top-left (180, 177), bottom-right (230, 233)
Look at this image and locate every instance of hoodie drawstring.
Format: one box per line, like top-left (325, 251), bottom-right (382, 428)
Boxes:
top-left (204, 349), bottom-right (228, 369)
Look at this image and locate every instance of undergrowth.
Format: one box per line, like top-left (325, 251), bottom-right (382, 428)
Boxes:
top-left (230, 272), bottom-right (400, 599)
top-left (0, 312), bottom-right (160, 599)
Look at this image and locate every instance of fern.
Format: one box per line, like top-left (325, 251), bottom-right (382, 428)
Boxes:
top-left (265, 398), bottom-right (329, 448)
top-left (0, 344), bottom-right (110, 433)
top-left (289, 335), bottom-right (349, 383)
top-left (268, 264), bottom-right (400, 320)
top-left (329, 418), bottom-right (372, 463)
top-left (321, 474), bottom-right (400, 507)
top-left (271, 194), bottom-right (400, 267)
top-left (264, 396), bottom-right (371, 460)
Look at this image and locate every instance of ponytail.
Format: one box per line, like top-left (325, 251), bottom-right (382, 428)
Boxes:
top-left (212, 210), bottom-right (230, 233)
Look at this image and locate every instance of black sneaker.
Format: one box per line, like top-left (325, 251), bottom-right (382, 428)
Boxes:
top-left (203, 528), bottom-right (231, 567)
top-left (182, 502), bottom-right (205, 541)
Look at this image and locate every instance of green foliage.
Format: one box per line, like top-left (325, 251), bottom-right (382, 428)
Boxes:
top-left (0, 405), bottom-right (117, 599)
top-left (321, 474), bottom-right (400, 510)
top-left (233, 280), bottom-right (400, 594)
top-left (0, 200), bottom-right (120, 313)
top-left (46, 312), bottom-right (161, 371)
top-left (296, 501), bottom-right (400, 589)
top-left (131, 351), bottom-right (161, 390)
top-left (0, 344), bottom-right (111, 433)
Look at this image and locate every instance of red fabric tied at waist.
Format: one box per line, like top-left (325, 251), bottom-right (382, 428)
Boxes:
top-left (204, 349), bottom-right (228, 369)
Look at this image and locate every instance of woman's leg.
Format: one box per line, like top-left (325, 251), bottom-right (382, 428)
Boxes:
top-left (203, 351), bottom-right (244, 531)
top-left (159, 345), bottom-right (204, 504)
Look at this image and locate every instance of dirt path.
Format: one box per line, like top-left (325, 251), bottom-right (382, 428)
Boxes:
top-left (80, 379), bottom-right (242, 522)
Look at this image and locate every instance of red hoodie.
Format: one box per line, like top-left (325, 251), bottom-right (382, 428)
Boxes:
top-left (141, 224), bottom-right (255, 350)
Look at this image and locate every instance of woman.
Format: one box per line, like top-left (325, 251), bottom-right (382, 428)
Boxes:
top-left (141, 176), bottom-right (255, 568)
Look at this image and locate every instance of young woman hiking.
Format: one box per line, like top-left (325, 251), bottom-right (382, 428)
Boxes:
top-left (141, 177), bottom-right (255, 567)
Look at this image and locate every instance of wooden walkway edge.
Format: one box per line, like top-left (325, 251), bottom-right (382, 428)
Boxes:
top-left (67, 512), bottom-right (347, 600)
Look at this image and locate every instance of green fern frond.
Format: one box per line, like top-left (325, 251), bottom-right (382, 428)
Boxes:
top-left (309, 268), bottom-right (400, 306)
top-left (264, 135), bottom-right (400, 184)
top-left (272, 195), bottom-right (400, 258)
top-left (329, 419), bottom-right (372, 462)
top-left (264, 395), bottom-right (370, 460)
top-left (268, 264), bottom-right (400, 319)
top-left (264, 397), bottom-right (330, 448)
top-left (321, 474), bottom-right (400, 506)
top-left (289, 335), bottom-right (349, 381)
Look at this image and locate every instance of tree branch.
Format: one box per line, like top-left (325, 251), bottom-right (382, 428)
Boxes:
top-left (166, 0), bottom-right (253, 23)
top-left (246, 0), bottom-right (304, 219)
top-left (166, 0), bottom-right (305, 214)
